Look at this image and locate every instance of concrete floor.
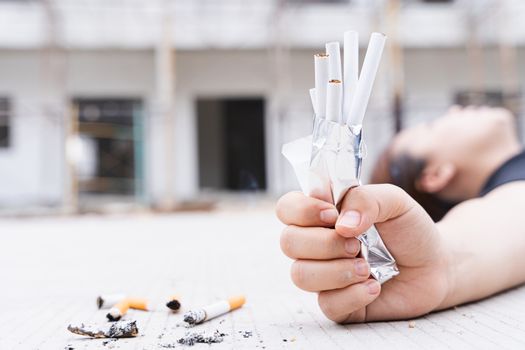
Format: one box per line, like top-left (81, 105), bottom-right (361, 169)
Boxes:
top-left (1, 209), bottom-right (525, 349)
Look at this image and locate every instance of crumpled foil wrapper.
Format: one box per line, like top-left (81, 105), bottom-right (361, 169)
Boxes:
top-left (282, 116), bottom-right (399, 284)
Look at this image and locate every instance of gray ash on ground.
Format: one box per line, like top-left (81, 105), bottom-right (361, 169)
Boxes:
top-left (238, 330), bottom-right (253, 338)
top-left (102, 338), bottom-right (118, 346)
top-left (176, 330), bottom-right (226, 346)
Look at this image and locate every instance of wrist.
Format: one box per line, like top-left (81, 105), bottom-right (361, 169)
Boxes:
top-left (435, 227), bottom-right (458, 310)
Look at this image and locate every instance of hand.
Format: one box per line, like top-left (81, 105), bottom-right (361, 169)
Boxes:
top-left (276, 184), bottom-right (451, 323)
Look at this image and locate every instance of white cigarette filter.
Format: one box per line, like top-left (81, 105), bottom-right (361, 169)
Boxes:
top-left (325, 80), bottom-right (343, 123)
top-left (314, 54), bottom-right (329, 118)
top-left (183, 295), bottom-right (246, 325)
top-left (309, 88), bottom-right (317, 115)
top-left (346, 32), bottom-right (386, 126)
top-left (325, 42), bottom-right (342, 81)
top-left (343, 30), bottom-right (359, 121)
top-left (97, 293), bottom-right (126, 309)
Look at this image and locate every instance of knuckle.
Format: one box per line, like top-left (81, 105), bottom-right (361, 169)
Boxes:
top-left (321, 229), bottom-right (338, 252)
top-left (280, 226), bottom-right (296, 257)
top-left (317, 293), bottom-right (343, 322)
top-left (275, 194), bottom-right (290, 222)
top-left (290, 260), bottom-right (305, 288)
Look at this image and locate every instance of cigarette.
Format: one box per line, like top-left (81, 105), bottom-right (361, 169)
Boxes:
top-left (314, 54), bottom-right (329, 118)
top-left (97, 293), bottom-right (126, 309)
top-left (309, 88), bottom-right (317, 115)
top-left (346, 32), bottom-right (386, 126)
top-left (68, 320), bottom-right (138, 338)
top-left (106, 296), bottom-right (181, 321)
top-left (127, 296), bottom-right (181, 311)
top-left (325, 80), bottom-right (343, 123)
top-left (183, 295), bottom-right (246, 325)
top-left (325, 42), bottom-right (342, 81)
top-left (343, 30), bottom-right (359, 122)
top-left (106, 299), bottom-right (131, 322)
top-left (166, 295), bottom-right (181, 311)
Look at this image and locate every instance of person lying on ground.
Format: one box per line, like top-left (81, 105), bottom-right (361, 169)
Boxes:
top-left (276, 106), bottom-right (525, 323)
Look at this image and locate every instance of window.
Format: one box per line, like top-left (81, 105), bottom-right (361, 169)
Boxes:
top-left (0, 97), bottom-right (10, 148)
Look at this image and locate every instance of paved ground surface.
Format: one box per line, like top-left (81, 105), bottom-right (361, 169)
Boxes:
top-left (1, 209), bottom-right (525, 349)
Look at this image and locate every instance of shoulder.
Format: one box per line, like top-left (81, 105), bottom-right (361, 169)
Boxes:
top-left (442, 181), bottom-right (525, 222)
top-left (482, 181), bottom-right (525, 201)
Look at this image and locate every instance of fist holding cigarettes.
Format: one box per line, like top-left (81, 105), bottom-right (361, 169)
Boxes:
top-left (276, 185), bottom-right (450, 323)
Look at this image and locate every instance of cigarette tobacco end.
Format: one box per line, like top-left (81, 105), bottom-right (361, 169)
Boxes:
top-left (166, 300), bottom-right (181, 311)
top-left (315, 53), bottom-right (329, 58)
top-left (329, 79), bottom-right (342, 84)
top-left (106, 313), bottom-right (121, 322)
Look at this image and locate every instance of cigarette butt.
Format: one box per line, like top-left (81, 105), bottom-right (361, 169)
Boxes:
top-left (107, 299), bottom-right (130, 322)
top-left (228, 295), bottom-right (246, 310)
top-left (97, 293), bottom-right (126, 309)
top-left (166, 295), bottom-right (181, 311)
top-left (126, 297), bottom-right (149, 311)
top-left (183, 295), bottom-right (246, 325)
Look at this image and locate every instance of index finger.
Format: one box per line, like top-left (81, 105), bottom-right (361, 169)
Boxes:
top-left (276, 191), bottom-right (338, 227)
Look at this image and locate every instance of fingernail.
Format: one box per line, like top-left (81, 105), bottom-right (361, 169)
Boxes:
top-left (365, 280), bottom-right (380, 294)
top-left (320, 208), bottom-right (338, 224)
top-left (339, 210), bottom-right (361, 228)
top-left (355, 260), bottom-right (369, 277)
top-left (344, 239), bottom-right (360, 255)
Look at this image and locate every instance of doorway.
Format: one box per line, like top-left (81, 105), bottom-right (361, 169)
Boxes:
top-left (197, 98), bottom-right (266, 192)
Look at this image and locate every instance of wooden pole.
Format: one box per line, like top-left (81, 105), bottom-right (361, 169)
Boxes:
top-left (155, 3), bottom-right (176, 210)
top-left (41, 0), bottom-right (74, 212)
top-left (386, 0), bottom-right (405, 132)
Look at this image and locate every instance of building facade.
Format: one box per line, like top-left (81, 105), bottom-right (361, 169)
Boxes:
top-left (0, 0), bottom-right (523, 210)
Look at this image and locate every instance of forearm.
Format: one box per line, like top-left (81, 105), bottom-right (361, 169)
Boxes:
top-left (436, 187), bottom-right (525, 309)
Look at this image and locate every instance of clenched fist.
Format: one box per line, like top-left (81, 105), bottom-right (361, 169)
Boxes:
top-left (276, 184), bottom-right (450, 323)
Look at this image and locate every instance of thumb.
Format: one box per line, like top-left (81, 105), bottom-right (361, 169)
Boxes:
top-left (335, 184), bottom-right (440, 266)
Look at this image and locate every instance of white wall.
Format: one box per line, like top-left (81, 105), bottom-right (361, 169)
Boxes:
top-left (0, 51), bottom-right (64, 206)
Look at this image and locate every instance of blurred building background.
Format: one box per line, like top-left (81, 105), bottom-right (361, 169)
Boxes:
top-left (0, 0), bottom-right (524, 213)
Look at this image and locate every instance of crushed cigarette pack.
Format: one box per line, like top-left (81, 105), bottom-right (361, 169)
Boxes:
top-left (282, 31), bottom-right (399, 284)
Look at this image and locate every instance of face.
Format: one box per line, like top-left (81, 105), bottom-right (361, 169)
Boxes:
top-left (392, 106), bottom-right (515, 164)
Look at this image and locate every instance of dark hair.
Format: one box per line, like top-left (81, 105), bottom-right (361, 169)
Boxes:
top-left (370, 144), bottom-right (457, 222)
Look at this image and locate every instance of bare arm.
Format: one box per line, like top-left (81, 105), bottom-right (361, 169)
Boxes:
top-left (437, 181), bottom-right (525, 309)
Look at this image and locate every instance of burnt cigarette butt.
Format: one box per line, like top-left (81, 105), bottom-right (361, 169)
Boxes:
top-left (166, 295), bottom-right (181, 311)
top-left (126, 297), bottom-right (149, 311)
top-left (67, 320), bottom-right (138, 338)
top-left (97, 293), bottom-right (126, 309)
top-left (183, 295), bottom-right (246, 325)
top-left (106, 299), bottom-right (130, 322)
